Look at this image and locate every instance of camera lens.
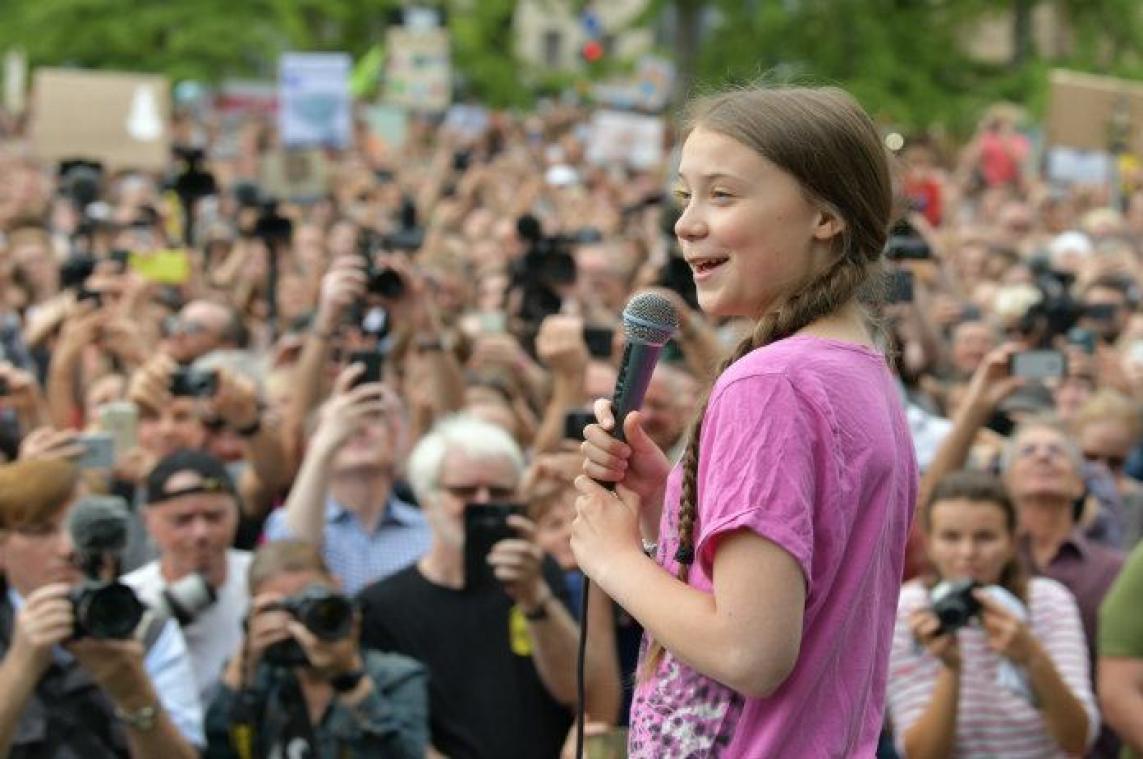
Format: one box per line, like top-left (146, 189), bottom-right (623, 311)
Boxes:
top-left (369, 268), bottom-right (405, 299)
top-left (301, 595), bottom-right (354, 641)
top-left (74, 582), bottom-right (146, 639)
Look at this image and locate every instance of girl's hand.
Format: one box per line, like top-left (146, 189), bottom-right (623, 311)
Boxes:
top-left (570, 475), bottom-right (643, 588)
top-left (908, 608), bottom-right (961, 671)
top-left (973, 589), bottom-right (1039, 666)
top-left (580, 401), bottom-right (669, 503)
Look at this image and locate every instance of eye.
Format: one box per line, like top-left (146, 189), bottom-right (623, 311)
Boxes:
top-left (711, 189), bottom-right (733, 200)
top-left (672, 189), bottom-right (691, 204)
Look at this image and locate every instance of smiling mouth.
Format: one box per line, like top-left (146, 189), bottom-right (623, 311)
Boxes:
top-left (689, 257), bottom-right (729, 273)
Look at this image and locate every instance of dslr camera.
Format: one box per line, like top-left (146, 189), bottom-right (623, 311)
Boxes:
top-left (263, 585), bottom-right (356, 667)
top-left (930, 579), bottom-right (982, 636)
top-left (67, 496), bottom-right (147, 639)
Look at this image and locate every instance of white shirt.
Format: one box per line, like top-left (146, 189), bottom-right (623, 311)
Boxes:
top-left (124, 549), bottom-right (252, 704)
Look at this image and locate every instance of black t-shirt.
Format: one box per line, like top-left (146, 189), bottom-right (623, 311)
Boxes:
top-left (357, 559), bottom-right (572, 759)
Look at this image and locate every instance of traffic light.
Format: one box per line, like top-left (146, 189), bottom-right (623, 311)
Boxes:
top-left (581, 39), bottom-right (604, 63)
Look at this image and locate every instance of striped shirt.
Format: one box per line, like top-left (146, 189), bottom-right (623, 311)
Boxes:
top-left (264, 494), bottom-right (431, 595)
top-left (887, 577), bottom-right (1099, 758)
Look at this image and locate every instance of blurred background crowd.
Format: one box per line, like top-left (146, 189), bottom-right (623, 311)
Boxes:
top-left (0, 2), bottom-right (1142, 758)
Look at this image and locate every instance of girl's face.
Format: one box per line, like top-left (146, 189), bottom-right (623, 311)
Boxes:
top-left (673, 128), bottom-right (839, 319)
top-left (927, 498), bottom-right (1016, 586)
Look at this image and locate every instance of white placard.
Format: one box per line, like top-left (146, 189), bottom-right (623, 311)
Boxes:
top-left (278, 53), bottom-right (352, 149)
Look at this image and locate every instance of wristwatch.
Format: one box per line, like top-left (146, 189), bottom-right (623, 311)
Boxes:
top-left (115, 702), bottom-right (161, 732)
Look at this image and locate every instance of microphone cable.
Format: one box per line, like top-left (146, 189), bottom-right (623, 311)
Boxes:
top-left (575, 573), bottom-right (590, 759)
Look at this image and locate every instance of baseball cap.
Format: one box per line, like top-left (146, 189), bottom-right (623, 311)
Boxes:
top-left (145, 449), bottom-right (235, 505)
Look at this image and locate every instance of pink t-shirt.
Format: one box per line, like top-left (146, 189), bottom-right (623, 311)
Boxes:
top-left (628, 335), bottom-right (918, 758)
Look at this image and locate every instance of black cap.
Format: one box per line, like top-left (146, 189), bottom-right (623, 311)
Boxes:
top-left (145, 449), bottom-right (235, 505)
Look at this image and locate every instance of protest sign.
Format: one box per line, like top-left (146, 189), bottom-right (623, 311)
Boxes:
top-left (259, 148), bottom-right (330, 203)
top-left (30, 68), bottom-right (170, 172)
top-left (364, 104), bottom-right (409, 152)
top-left (1046, 69), bottom-right (1143, 156)
top-left (279, 53), bottom-right (352, 149)
top-left (383, 27), bottom-right (451, 112)
top-left (4, 49), bottom-right (26, 115)
top-left (585, 109), bottom-right (665, 170)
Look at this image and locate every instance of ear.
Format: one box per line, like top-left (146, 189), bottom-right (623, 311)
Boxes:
top-left (812, 209), bottom-right (845, 242)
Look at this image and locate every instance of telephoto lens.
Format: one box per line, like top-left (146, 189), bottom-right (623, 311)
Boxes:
top-left (160, 573), bottom-right (217, 626)
top-left (930, 579), bottom-right (983, 635)
top-left (70, 580), bottom-right (147, 639)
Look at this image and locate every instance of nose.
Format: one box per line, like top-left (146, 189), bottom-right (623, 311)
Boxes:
top-left (674, 200), bottom-right (706, 242)
top-left (471, 486), bottom-right (493, 504)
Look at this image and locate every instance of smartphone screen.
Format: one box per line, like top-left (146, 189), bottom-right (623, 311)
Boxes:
top-left (564, 410), bottom-right (596, 442)
top-left (1009, 350), bottom-right (1066, 380)
top-left (888, 269), bottom-right (914, 303)
top-left (77, 433), bottom-right (115, 470)
top-left (97, 402), bottom-right (138, 454)
top-left (583, 326), bottom-right (615, 360)
top-left (464, 502), bottom-right (524, 591)
top-left (349, 350), bottom-right (385, 387)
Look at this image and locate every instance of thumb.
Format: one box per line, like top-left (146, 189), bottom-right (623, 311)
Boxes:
top-left (623, 410), bottom-right (653, 451)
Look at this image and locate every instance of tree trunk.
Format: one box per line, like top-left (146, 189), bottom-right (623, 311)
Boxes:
top-left (1012, 0), bottom-right (1034, 67)
top-left (672, 0), bottom-right (703, 108)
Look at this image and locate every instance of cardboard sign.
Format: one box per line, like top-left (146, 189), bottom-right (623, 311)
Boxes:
top-left (585, 109), bottom-right (665, 170)
top-left (1047, 69), bottom-right (1143, 155)
top-left (259, 148), bottom-right (330, 202)
top-left (30, 68), bottom-right (171, 172)
top-left (278, 53), bottom-right (352, 150)
top-left (383, 27), bottom-right (451, 112)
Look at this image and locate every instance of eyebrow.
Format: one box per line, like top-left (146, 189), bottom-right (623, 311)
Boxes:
top-left (674, 171), bottom-right (747, 185)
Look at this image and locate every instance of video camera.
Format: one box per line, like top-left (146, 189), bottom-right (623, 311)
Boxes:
top-left (1019, 255), bottom-right (1084, 345)
top-left (262, 585), bottom-right (356, 668)
top-left (510, 214), bottom-right (583, 324)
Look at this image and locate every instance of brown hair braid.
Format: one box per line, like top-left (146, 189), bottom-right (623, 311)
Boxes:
top-left (641, 84), bottom-right (892, 679)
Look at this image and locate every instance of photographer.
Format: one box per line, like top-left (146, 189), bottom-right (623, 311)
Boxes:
top-left (887, 470), bottom-right (1097, 757)
top-left (204, 540), bottom-right (428, 759)
top-left (123, 449), bottom-right (251, 703)
top-left (357, 414), bottom-right (620, 758)
top-left (266, 363), bottom-right (430, 595)
top-left (0, 459), bottom-right (203, 757)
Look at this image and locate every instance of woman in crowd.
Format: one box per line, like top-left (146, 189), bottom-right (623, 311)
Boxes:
top-left (888, 469), bottom-right (1098, 757)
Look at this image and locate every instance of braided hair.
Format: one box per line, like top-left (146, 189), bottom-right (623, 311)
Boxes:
top-left (641, 85), bottom-right (893, 679)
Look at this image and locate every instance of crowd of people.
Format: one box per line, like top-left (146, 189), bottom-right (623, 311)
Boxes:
top-left (0, 82), bottom-right (1139, 758)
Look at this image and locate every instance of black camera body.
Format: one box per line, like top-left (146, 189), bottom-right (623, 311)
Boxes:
top-left (263, 585), bottom-right (355, 668)
top-left (169, 368), bottom-right (219, 398)
top-left (69, 579), bottom-right (146, 639)
top-left (931, 579), bottom-right (983, 636)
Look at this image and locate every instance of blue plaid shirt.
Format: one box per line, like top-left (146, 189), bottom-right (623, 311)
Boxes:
top-left (264, 494), bottom-right (431, 595)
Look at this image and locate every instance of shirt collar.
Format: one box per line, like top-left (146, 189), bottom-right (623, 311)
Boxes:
top-left (1019, 528), bottom-right (1091, 565)
top-left (324, 493), bottom-right (421, 528)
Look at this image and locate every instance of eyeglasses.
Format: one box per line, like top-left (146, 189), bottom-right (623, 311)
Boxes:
top-left (1015, 441), bottom-right (1071, 460)
top-left (439, 483), bottom-right (517, 501)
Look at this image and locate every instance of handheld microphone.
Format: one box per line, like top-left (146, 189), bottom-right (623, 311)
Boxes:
top-left (610, 292), bottom-right (680, 444)
top-left (575, 292), bottom-right (677, 759)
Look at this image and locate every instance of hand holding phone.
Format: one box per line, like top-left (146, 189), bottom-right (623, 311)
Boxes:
top-left (464, 503), bottom-right (525, 591)
top-left (348, 350), bottom-right (385, 387)
top-left (1009, 350), bottom-right (1067, 380)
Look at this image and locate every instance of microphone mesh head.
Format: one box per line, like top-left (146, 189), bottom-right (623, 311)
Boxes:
top-left (622, 292), bottom-right (679, 347)
top-left (67, 495), bottom-right (130, 555)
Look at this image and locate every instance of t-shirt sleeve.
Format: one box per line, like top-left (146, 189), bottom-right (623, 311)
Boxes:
top-left (1099, 542), bottom-right (1143, 657)
top-left (693, 373), bottom-right (833, 589)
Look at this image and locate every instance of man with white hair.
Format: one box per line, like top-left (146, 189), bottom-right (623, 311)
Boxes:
top-left (357, 414), bottom-right (618, 759)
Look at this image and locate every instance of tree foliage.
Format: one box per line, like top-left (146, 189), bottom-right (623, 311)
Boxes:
top-left (0, 0), bottom-right (1139, 134)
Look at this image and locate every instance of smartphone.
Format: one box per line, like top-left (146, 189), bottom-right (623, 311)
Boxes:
top-left (349, 350), bottom-right (385, 387)
top-left (583, 326), bottom-right (615, 360)
top-left (97, 401), bottom-right (138, 455)
top-left (1066, 327), bottom-right (1097, 355)
top-left (1009, 350), bottom-right (1067, 379)
top-left (169, 368), bottom-right (219, 398)
top-left (129, 249), bottom-right (191, 285)
top-left (77, 433), bottom-right (115, 470)
top-left (564, 409), bottom-right (596, 442)
top-left (888, 269), bottom-right (914, 303)
top-left (464, 502), bottom-right (524, 591)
